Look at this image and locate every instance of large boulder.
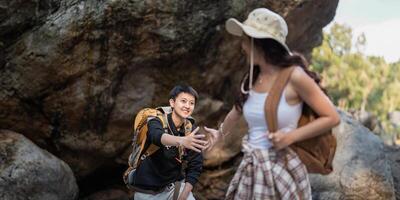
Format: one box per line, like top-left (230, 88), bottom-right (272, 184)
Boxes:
top-left (310, 110), bottom-right (395, 200)
top-left (0, 130), bottom-right (78, 200)
top-left (0, 0), bottom-right (338, 179)
top-left (0, 0), bottom-right (77, 48)
top-left (385, 145), bottom-right (400, 200)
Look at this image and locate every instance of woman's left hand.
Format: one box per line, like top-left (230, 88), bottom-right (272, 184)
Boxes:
top-left (267, 130), bottom-right (295, 150)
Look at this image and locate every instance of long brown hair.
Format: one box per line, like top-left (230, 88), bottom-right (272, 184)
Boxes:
top-left (234, 38), bottom-right (325, 112)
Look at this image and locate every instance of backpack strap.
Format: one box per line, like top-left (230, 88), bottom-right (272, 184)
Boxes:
top-left (265, 67), bottom-right (296, 133)
top-left (140, 111), bottom-right (168, 160)
top-left (183, 119), bottom-right (193, 136)
top-left (172, 181), bottom-right (182, 200)
top-left (177, 119), bottom-right (193, 162)
top-left (157, 106), bottom-right (172, 115)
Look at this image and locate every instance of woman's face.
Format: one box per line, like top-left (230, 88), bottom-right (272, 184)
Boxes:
top-left (240, 36), bottom-right (263, 65)
top-left (240, 35), bottom-right (251, 57)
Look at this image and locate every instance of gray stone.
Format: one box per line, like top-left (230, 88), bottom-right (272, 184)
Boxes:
top-left (385, 145), bottom-right (400, 200)
top-left (0, 0), bottom-right (78, 48)
top-left (0, 130), bottom-right (78, 200)
top-left (310, 110), bottom-right (396, 200)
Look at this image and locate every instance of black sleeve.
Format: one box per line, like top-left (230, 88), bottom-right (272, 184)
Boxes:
top-left (147, 118), bottom-right (165, 147)
top-left (185, 149), bottom-right (203, 186)
top-left (185, 124), bottom-right (203, 186)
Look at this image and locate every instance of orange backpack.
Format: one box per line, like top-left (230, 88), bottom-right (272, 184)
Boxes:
top-left (265, 67), bottom-right (336, 174)
top-left (123, 106), bottom-right (193, 188)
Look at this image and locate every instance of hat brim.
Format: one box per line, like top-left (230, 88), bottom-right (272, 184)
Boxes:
top-left (225, 18), bottom-right (291, 53)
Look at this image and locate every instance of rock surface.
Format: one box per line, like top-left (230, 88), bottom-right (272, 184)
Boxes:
top-left (385, 145), bottom-right (400, 200)
top-left (0, 0), bottom-right (339, 178)
top-left (0, 130), bottom-right (78, 200)
top-left (310, 111), bottom-right (395, 200)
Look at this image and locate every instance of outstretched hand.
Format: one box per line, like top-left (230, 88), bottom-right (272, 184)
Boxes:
top-left (203, 126), bottom-right (222, 151)
top-left (182, 127), bottom-right (208, 152)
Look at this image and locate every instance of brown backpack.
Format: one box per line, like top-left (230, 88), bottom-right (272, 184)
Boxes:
top-left (123, 106), bottom-right (193, 188)
top-left (265, 67), bottom-right (336, 174)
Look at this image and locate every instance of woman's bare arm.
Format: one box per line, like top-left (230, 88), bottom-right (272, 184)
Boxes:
top-left (288, 67), bottom-right (340, 143)
top-left (204, 106), bottom-right (242, 149)
top-left (219, 106), bottom-right (242, 136)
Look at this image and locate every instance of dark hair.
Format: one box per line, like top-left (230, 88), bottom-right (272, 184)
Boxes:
top-left (169, 84), bottom-right (199, 103)
top-left (234, 38), bottom-right (326, 112)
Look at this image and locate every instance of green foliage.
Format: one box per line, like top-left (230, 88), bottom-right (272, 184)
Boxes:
top-left (327, 23), bottom-right (352, 56)
top-left (311, 23), bottom-right (400, 138)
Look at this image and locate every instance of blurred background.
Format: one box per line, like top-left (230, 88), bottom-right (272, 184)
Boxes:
top-left (314, 0), bottom-right (400, 145)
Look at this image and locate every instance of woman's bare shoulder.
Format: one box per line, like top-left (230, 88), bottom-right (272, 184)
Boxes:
top-left (289, 66), bottom-right (309, 85)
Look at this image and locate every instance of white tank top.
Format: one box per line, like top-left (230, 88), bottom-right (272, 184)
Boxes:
top-left (243, 88), bottom-right (303, 149)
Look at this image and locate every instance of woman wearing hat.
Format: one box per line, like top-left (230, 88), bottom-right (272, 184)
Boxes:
top-left (204, 8), bottom-right (340, 200)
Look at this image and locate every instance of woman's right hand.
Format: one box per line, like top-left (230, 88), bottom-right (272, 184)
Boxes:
top-left (181, 127), bottom-right (208, 152)
top-left (203, 126), bottom-right (222, 151)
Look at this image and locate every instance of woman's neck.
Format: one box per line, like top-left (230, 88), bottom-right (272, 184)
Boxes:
top-left (258, 62), bottom-right (281, 76)
top-left (171, 112), bottom-right (183, 128)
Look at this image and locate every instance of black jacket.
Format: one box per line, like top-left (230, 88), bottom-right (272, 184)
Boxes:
top-left (131, 113), bottom-right (203, 191)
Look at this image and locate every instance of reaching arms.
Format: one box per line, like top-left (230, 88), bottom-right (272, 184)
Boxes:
top-left (204, 106), bottom-right (242, 150)
top-left (147, 119), bottom-right (208, 152)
